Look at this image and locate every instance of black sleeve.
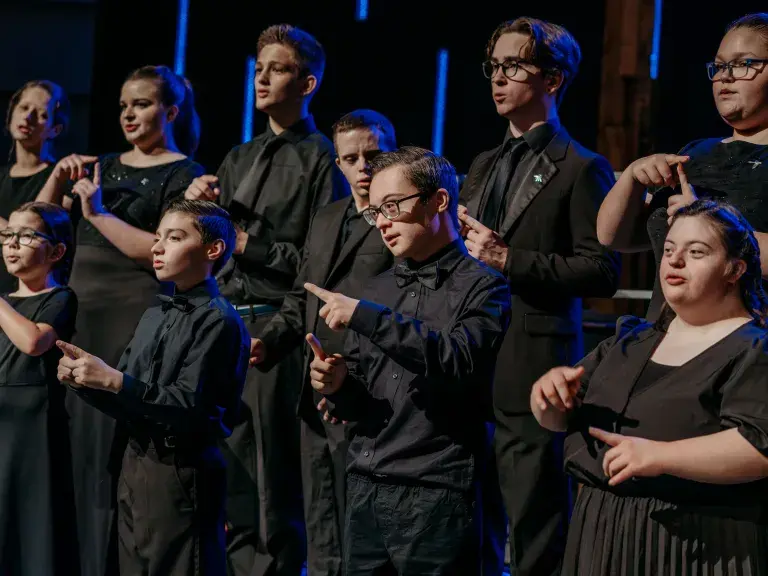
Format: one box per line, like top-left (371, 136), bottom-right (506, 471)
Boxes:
top-left (324, 329), bottom-right (379, 422)
top-left (346, 275), bottom-right (511, 393)
top-left (117, 312), bottom-right (248, 434)
top-left (503, 156), bottom-right (621, 298)
top-left (34, 288), bottom-right (78, 342)
top-left (719, 336), bottom-right (768, 456)
top-left (161, 161), bottom-right (206, 212)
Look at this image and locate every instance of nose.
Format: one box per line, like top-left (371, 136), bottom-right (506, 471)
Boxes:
top-left (375, 212), bottom-right (391, 231)
top-left (667, 249), bottom-right (685, 267)
top-left (151, 239), bottom-right (164, 255)
top-left (357, 157), bottom-right (369, 173)
top-left (256, 69), bottom-right (269, 86)
top-left (492, 66), bottom-right (507, 85)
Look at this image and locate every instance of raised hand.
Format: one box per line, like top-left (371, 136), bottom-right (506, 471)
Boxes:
top-left (72, 162), bottom-right (104, 220)
top-left (589, 427), bottom-right (665, 486)
top-left (56, 340), bottom-right (123, 392)
top-left (531, 365), bottom-right (584, 412)
top-left (307, 333), bottom-right (346, 395)
top-left (249, 338), bottom-right (265, 367)
top-left (304, 283), bottom-right (359, 332)
top-left (666, 162), bottom-right (698, 224)
top-left (628, 153), bottom-right (689, 188)
top-left (53, 154), bottom-right (99, 183)
top-left (458, 211), bottom-right (508, 272)
top-left (184, 175), bottom-right (220, 201)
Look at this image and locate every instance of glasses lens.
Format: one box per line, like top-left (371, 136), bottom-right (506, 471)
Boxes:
top-left (362, 209), bottom-right (378, 226)
top-left (381, 202), bottom-right (400, 220)
top-left (0, 232), bottom-right (12, 245)
top-left (482, 61), bottom-right (496, 79)
top-left (19, 232), bottom-right (36, 245)
top-left (503, 61), bottom-right (519, 79)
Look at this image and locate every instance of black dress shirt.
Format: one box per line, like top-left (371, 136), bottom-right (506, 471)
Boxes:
top-left (75, 278), bottom-right (250, 443)
top-left (215, 116), bottom-right (350, 307)
top-left (326, 240), bottom-right (511, 491)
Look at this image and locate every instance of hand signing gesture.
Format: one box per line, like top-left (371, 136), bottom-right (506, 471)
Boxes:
top-left (304, 283), bottom-right (359, 331)
top-left (628, 153), bottom-right (689, 188)
top-left (53, 154), bottom-right (99, 183)
top-left (56, 340), bottom-right (123, 392)
top-left (307, 334), bottom-right (346, 395)
top-left (72, 162), bottom-right (105, 220)
top-left (458, 211), bottom-right (508, 272)
top-left (531, 366), bottom-right (584, 412)
top-left (589, 427), bottom-right (666, 486)
top-left (666, 163), bottom-right (698, 224)
top-left (184, 175), bottom-right (220, 201)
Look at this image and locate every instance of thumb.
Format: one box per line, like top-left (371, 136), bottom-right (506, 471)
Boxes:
top-left (93, 162), bottom-right (101, 187)
top-left (306, 333), bottom-right (327, 361)
top-left (56, 340), bottom-right (84, 360)
top-left (677, 163), bottom-right (696, 200)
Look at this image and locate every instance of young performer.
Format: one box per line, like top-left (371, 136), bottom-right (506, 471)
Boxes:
top-left (597, 12), bottom-right (768, 322)
top-left (38, 65), bottom-right (204, 576)
top-left (0, 81), bottom-right (70, 293)
top-left (535, 200), bottom-right (768, 574)
top-left (57, 199), bottom-right (250, 576)
top-left (306, 147), bottom-right (511, 574)
top-left (0, 201), bottom-right (76, 575)
top-left (184, 24), bottom-right (348, 574)
top-left (250, 109), bottom-right (396, 575)
top-left (458, 17), bottom-right (621, 575)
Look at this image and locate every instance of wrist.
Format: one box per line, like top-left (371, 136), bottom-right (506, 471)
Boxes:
top-left (652, 440), bottom-right (676, 475)
top-left (108, 368), bottom-right (124, 393)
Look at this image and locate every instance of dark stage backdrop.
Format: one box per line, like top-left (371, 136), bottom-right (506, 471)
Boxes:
top-left (84, 0), bottom-right (607, 175)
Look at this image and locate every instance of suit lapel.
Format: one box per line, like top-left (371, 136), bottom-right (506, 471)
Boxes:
top-left (499, 129), bottom-right (571, 239)
top-left (464, 151), bottom-right (499, 218)
top-left (326, 219), bottom-right (373, 288)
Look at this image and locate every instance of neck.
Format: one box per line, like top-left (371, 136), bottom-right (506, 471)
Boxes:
top-left (351, 190), bottom-right (369, 212)
top-left (173, 270), bottom-right (211, 293)
top-left (408, 221), bottom-right (459, 263)
top-left (506, 102), bottom-right (558, 138)
top-left (13, 142), bottom-right (50, 170)
top-left (672, 294), bottom-right (752, 328)
top-left (268, 104), bottom-right (308, 135)
top-left (729, 123), bottom-right (768, 145)
top-left (14, 273), bottom-right (58, 296)
top-left (133, 132), bottom-right (180, 157)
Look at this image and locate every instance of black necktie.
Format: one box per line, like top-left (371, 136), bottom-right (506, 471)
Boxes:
top-left (394, 261), bottom-right (440, 290)
top-left (157, 294), bottom-right (191, 312)
top-left (231, 135), bottom-right (286, 216)
top-left (480, 138), bottom-right (528, 230)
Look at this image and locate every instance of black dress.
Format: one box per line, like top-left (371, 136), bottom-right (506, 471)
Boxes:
top-left (0, 286), bottom-right (78, 575)
top-left (0, 165), bottom-right (56, 293)
top-left (563, 316), bottom-right (768, 575)
top-left (646, 139), bottom-right (768, 320)
top-left (65, 154), bottom-right (204, 576)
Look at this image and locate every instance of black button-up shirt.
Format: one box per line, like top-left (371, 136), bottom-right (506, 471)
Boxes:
top-left (327, 240), bottom-right (511, 490)
top-left (75, 278), bottom-right (250, 443)
top-left (216, 116), bottom-right (350, 307)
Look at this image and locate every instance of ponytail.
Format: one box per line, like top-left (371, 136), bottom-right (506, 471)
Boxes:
top-left (124, 65), bottom-right (200, 158)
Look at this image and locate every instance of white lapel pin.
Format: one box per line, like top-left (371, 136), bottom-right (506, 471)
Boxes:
top-left (534, 174), bottom-right (543, 183)
top-left (748, 160), bottom-right (762, 169)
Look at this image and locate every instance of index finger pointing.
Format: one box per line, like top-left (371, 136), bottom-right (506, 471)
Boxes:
top-left (56, 340), bottom-right (84, 360)
top-left (304, 283), bottom-right (333, 302)
top-left (664, 154), bottom-right (689, 166)
top-left (588, 426), bottom-right (623, 446)
top-left (305, 333), bottom-right (327, 361)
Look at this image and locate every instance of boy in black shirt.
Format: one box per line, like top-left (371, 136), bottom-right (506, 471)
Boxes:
top-left (57, 199), bottom-right (250, 576)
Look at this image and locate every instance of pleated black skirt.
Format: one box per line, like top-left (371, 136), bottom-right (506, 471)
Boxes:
top-left (563, 486), bottom-right (768, 576)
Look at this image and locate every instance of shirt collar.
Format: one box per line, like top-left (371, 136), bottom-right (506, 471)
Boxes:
top-left (504, 119), bottom-right (560, 154)
top-left (173, 277), bottom-right (219, 310)
top-left (264, 115), bottom-right (318, 145)
top-left (404, 239), bottom-right (467, 288)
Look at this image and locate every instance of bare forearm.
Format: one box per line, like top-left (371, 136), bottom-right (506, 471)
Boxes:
top-left (87, 213), bottom-right (155, 262)
top-left (659, 429), bottom-right (768, 484)
top-left (596, 172), bottom-right (649, 251)
top-left (0, 299), bottom-right (54, 355)
top-left (36, 173), bottom-right (66, 205)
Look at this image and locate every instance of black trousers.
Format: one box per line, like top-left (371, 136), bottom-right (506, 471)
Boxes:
top-left (300, 404), bottom-right (349, 576)
top-left (222, 312), bottom-right (306, 576)
top-left (494, 411), bottom-right (568, 576)
top-left (345, 473), bottom-right (479, 575)
top-left (117, 439), bottom-right (227, 576)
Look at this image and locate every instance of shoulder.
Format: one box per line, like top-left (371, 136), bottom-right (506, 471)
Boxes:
top-left (561, 135), bottom-right (613, 173)
top-left (301, 132), bottom-right (337, 165)
top-left (222, 139), bottom-right (263, 165)
top-left (460, 254), bottom-right (509, 290)
top-left (679, 137), bottom-right (721, 156)
top-left (44, 286), bottom-right (78, 308)
top-left (313, 196), bottom-right (351, 219)
top-left (206, 297), bottom-right (248, 337)
top-left (174, 158), bottom-right (205, 176)
top-left (468, 146), bottom-right (502, 171)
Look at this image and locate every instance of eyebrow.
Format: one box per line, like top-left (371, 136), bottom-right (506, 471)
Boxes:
top-left (378, 193), bottom-right (408, 204)
top-left (715, 51), bottom-right (761, 61)
top-left (155, 227), bottom-right (188, 235)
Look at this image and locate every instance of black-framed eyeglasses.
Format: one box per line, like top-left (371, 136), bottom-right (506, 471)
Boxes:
top-left (0, 228), bottom-right (56, 246)
top-left (362, 192), bottom-right (430, 226)
top-left (706, 58), bottom-right (768, 81)
top-left (482, 59), bottom-right (538, 80)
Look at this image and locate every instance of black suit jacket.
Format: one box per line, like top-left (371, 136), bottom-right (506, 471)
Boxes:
top-left (258, 196), bottom-right (394, 415)
top-left (461, 127), bottom-right (621, 412)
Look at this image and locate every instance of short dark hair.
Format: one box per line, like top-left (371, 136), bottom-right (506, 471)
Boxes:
top-left (162, 199), bottom-right (236, 274)
top-left (14, 202), bottom-right (74, 285)
top-left (332, 109), bottom-right (397, 151)
top-left (726, 13), bottom-right (768, 48)
top-left (670, 200), bottom-right (768, 325)
top-left (257, 24), bottom-right (326, 87)
top-left (486, 17), bottom-right (581, 107)
top-left (369, 146), bottom-right (459, 230)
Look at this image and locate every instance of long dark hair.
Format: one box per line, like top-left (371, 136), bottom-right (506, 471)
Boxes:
top-left (667, 200), bottom-right (768, 325)
top-left (124, 65), bottom-right (200, 158)
top-left (5, 80), bottom-right (70, 161)
top-left (13, 202), bottom-right (74, 286)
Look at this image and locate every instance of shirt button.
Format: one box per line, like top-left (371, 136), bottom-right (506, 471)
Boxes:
top-left (392, 373), bottom-right (398, 379)
top-left (410, 291), bottom-right (416, 298)
top-left (364, 451), bottom-right (370, 457)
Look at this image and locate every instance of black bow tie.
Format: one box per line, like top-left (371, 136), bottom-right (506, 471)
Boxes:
top-left (157, 294), bottom-right (192, 312)
top-left (394, 261), bottom-right (440, 290)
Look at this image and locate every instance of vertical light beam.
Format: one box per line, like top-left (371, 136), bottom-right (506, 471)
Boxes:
top-left (356, 0), bottom-right (369, 21)
top-left (242, 56), bottom-right (256, 143)
top-left (432, 49), bottom-right (449, 156)
top-left (173, 0), bottom-right (190, 75)
top-left (649, 0), bottom-right (663, 79)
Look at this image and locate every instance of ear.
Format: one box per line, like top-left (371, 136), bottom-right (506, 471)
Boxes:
top-left (727, 259), bottom-right (748, 283)
top-left (166, 104), bottom-right (180, 123)
top-left (48, 242), bottom-right (66, 264)
top-left (335, 156), bottom-right (341, 168)
top-left (207, 239), bottom-right (226, 263)
top-left (300, 74), bottom-right (318, 98)
top-left (433, 188), bottom-right (450, 214)
top-left (545, 69), bottom-right (564, 97)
